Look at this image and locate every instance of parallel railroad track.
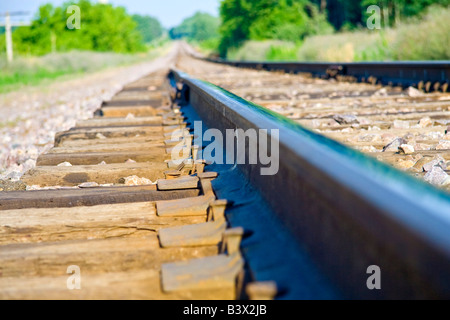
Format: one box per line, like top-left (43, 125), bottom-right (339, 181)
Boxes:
top-left (1, 43), bottom-right (449, 300)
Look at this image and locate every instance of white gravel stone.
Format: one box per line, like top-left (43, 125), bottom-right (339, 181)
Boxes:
top-left (392, 120), bottom-right (410, 129)
top-left (121, 175), bottom-right (154, 186)
top-left (428, 132), bottom-right (444, 140)
top-left (415, 143), bottom-right (432, 151)
top-left (333, 114), bottom-right (359, 125)
top-left (398, 144), bottom-right (415, 155)
top-left (424, 166), bottom-right (449, 186)
top-left (373, 88), bottom-right (388, 96)
top-left (78, 182), bottom-right (100, 188)
top-left (406, 87), bottom-right (424, 97)
top-left (57, 162), bottom-right (73, 167)
top-left (418, 117), bottom-right (433, 128)
top-left (358, 134), bottom-right (381, 142)
top-left (423, 155), bottom-right (446, 172)
top-left (435, 140), bottom-right (450, 150)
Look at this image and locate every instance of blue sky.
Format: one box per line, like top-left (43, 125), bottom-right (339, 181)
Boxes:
top-left (0, 0), bottom-right (220, 28)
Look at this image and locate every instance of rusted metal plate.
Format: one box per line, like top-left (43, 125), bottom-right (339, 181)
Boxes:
top-left (158, 199), bottom-right (227, 248)
top-left (158, 219), bottom-right (226, 248)
top-left (161, 252), bottom-right (243, 293)
top-left (157, 175), bottom-right (199, 191)
top-left (156, 194), bottom-right (216, 217)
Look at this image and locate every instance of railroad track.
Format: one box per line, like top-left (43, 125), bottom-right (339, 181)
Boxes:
top-left (1, 43), bottom-right (449, 300)
top-left (178, 46), bottom-right (450, 193)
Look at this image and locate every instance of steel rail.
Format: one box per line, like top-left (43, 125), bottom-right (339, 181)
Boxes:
top-left (204, 58), bottom-right (450, 88)
top-left (170, 68), bottom-right (450, 299)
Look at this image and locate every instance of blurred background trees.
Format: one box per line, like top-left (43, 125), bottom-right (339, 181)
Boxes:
top-left (132, 14), bottom-right (164, 43)
top-left (169, 12), bottom-right (219, 42)
top-left (218, 0), bottom-right (449, 60)
top-left (0, 0), bottom-right (448, 62)
top-left (218, 0), bottom-right (333, 56)
top-left (4, 0), bottom-right (147, 55)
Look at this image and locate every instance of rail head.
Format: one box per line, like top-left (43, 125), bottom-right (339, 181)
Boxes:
top-left (170, 68), bottom-right (450, 298)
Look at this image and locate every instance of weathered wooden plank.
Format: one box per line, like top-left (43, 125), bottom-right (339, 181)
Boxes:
top-left (111, 93), bottom-right (170, 105)
top-left (123, 82), bottom-right (166, 91)
top-left (0, 202), bottom-right (205, 244)
top-left (114, 91), bottom-right (164, 99)
top-left (0, 271), bottom-right (233, 300)
top-left (0, 186), bottom-right (200, 210)
top-left (0, 237), bottom-right (215, 277)
top-left (102, 99), bottom-right (163, 107)
top-left (58, 136), bottom-right (165, 148)
top-left (122, 84), bottom-right (164, 91)
top-left (21, 163), bottom-right (168, 187)
top-left (37, 150), bottom-right (169, 166)
top-left (48, 142), bottom-right (165, 154)
top-left (0, 236), bottom-right (225, 299)
top-left (54, 126), bottom-right (164, 146)
top-left (76, 116), bottom-right (163, 128)
top-left (100, 106), bottom-right (159, 118)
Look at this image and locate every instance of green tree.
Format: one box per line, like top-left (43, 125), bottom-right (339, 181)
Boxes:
top-left (9, 0), bottom-right (145, 55)
top-left (132, 14), bottom-right (164, 43)
top-left (169, 12), bottom-right (220, 42)
top-left (319, 0), bottom-right (450, 30)
top-left (218, 0), bottom-right (332, 57)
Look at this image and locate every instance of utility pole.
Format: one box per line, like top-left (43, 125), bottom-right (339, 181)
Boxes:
top-left (5, 12), bottom-right (12, 63)
top-left (0, 11), bottom-right (30, 63)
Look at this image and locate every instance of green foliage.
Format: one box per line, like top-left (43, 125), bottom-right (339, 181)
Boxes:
top-left (218, 0), bottom-right (265, 56)
top-left (198, 38), bottom-right (221, 52)
top-left (276, 5), bottom-right (449, 62)
top-left (3, 0), bottom-right (146, 56)
top-left (249, 0), bottom-right (310, 41)
top-left (218, 0), bottom-right (333, 57)
top-left (227, 40), bottom-right (277, 61)
top-left (353, 31), bottom-right (392, 61)
top-left (132, 14), bottom-right (164, 43)
top-left (321, 0), bottom-right (450, 30)
top-left (218, 0), bottom-right (449, 60)
top-left (226, 40), bottom-right (298, 61)
top-left (266, 43), bottom-right (299, 61)
top-left (170, 12), bottom-right (220, 42)
top-left (391, 5), bottom-right (450, 60)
